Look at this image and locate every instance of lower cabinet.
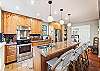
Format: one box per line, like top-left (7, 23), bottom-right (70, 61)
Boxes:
top-left (32, 42), bottom-right (38, 46)
top-left (5, 45), bottom-right (16, 64)
top-left (32, 40), bottom-right (50, 47)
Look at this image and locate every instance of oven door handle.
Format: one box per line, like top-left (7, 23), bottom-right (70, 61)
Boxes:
top-left (17, 43), bottom-right (32, 47)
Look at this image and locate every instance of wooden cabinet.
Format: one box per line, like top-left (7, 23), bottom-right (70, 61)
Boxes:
top-left (3, 11), bottom-right (42, 34)
top-left (31, 19), bottom-right (42, 34)
top-left (37, 20), bottom-right (42, 34)
top-left (3, 12), bottom-right (17, 34)
top-left (5, 45), bottom-right (16, 64)
top-left (32, 42), bottom-right (38, 46)
top-left (17, 16), bottom-right (31, 26)
top-left (3, 11), bottom-right (32, 34)
top-left (32, 40), bottom-right (50, 46)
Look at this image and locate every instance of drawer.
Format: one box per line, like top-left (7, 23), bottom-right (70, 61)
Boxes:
top-left (32, 43), bottom-right (38, 46)
top-left (6, 55), bottom-right (16, 63)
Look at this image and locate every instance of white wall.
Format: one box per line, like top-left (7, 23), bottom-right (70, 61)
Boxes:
top-left (72, 25), bottom-right (90, 45)
top-left (72, 20), bottom-right (99, 45)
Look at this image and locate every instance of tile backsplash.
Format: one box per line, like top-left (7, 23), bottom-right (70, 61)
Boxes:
top-left (3, 34), bottom-right (16, 43)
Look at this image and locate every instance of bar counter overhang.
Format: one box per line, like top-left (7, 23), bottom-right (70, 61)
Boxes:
top-left (33, 41), bottom-right (80, 71)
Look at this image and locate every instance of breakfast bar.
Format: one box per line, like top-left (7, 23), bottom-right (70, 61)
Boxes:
top-left (33, 42), bottom-right (80, 71)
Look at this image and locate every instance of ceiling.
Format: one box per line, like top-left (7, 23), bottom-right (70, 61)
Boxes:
top-left (0, 0), bottom-right (99, 24)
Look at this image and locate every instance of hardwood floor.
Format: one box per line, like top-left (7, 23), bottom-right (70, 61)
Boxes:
top-left (88, 51), bottom-right (100, 71)
top-left (4, 51), bottom-right (100, 71)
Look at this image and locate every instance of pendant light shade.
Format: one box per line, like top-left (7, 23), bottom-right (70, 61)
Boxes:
top-left (67, 22), bottom-right (71, 26)
top-left (48, 15), bottom-right (53, 22)
top-left (67, 14), bottom-right (71, 27)
top-left (59, 9), bottom-right (64, 25)
top-left (60, 20), bottom-right (64, 25)
top-left (48, 1), bottom-right (53, 22)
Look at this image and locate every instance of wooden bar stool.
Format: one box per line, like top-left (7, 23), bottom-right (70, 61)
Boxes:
top-left (91, 37), bottom-right (99, 54)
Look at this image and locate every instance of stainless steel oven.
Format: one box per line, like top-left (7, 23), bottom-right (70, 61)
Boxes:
top-left (17, 39), bottom-right (33, 62)
top-left (17, 44), bottom-right (32, 54)
top-left (17, 43), bottom-right (33, 62)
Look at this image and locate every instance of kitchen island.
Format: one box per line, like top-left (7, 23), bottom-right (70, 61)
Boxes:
top-left (33, 41), bottom-right (80, 71)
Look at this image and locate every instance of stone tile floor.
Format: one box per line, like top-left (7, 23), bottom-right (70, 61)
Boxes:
top-left (4, 58), bottom-right (34, 71)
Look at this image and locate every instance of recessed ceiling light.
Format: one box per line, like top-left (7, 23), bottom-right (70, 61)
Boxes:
top-left (36, 13), bottom-right (40, 17)
top-left (65, 14), bottom-right (68, 16)
top-left (31, 0), bottom-right (35, 5)
top-left (54, 11), bottom-right (58, 14)
top-left (65, 17), bottom-right (68, 20)
top-left (15, 6), bottom-right (20, 11)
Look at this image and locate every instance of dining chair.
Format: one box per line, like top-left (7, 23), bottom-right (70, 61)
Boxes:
top-left (90, 37), bottom-right (99, 54)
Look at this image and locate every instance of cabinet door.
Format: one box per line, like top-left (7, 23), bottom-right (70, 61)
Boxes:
top-left (26, 18), bottom-right (31, 27)
top-left (3, 12), bottom-right (17, 34)
top-left (10, 14), bottom-right (17, 34)
top-left (17, 16), bottom-right (31, 27)
top-left (37, 20), bottom-right (42, 34)
top-left (31, 19), bottom-right (37, 34)
top-left (3, 12), bottom-right (10, 34)
top-left (5, 45), bottom-right (16, 63)
top-left (17, 16), bottom-right (25, 26)
top-left (34, 20), bottom-right (39, 34)
top-left (31, 19), bottom-right (42, 34)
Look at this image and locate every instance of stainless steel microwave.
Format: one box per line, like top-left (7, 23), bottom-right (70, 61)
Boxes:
top-left (17, 26), bottom-right (31, 40)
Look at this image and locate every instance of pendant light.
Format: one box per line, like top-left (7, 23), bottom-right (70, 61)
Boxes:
top-left (48, 1), bottom-right (53, 22)
top-left (67, 14), bottom-right (71, 27)
top-left (59, 9), bottom-right (64, 25)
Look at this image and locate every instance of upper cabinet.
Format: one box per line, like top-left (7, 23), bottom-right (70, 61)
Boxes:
top-left (2, 11), bottom-right (42, 34)
top-left (3, 11), bottom-right (31, 34)
top-left (17, 16), bottom-right (31, 27)
top-left (3, 12), bottom-right (17, 34)
top-left (31, 19), bottom-right (42, 34)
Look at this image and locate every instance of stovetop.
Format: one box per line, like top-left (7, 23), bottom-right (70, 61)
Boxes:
top-left (17, 39), bottom-right (31, 45)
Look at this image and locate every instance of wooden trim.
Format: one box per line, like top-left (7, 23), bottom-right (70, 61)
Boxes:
top-left (1, 10), bottom-right (43, 21)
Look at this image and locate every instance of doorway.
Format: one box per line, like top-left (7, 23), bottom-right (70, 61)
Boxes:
top-left (55, 29), bottom-right (62, 42)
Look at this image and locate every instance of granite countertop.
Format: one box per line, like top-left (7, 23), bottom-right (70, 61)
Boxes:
top-left (5, 42), bottom-right (17, 46)
top-left (0, 42), bottom-right (6, 48)
top-left (31, 39), bottom-right (49, 43)
top-left (34, 41), bottom-right (80, 58)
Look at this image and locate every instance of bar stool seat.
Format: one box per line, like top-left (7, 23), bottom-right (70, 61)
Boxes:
top-left (47, 49), bottom-right (74, 71)
top-left (55, 62), bottom-right (70, 71)
top-left (47, 57), bottom-right (58, 67)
